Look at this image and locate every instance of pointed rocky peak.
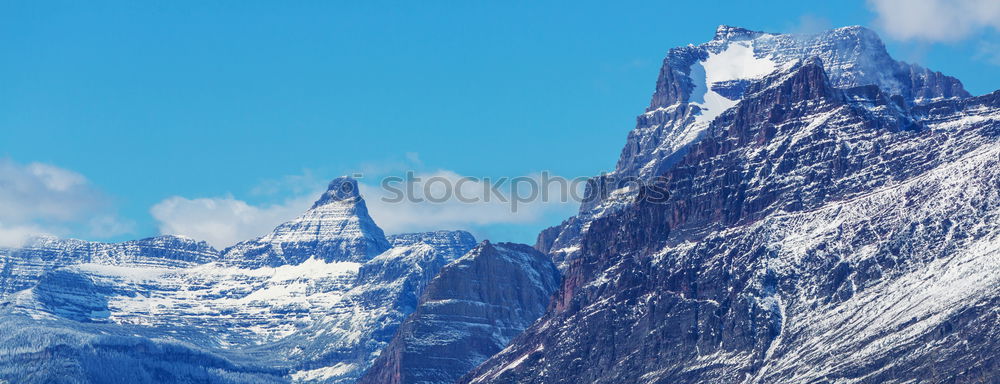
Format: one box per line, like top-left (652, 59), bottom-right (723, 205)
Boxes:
top-left (476, 238), bottom-right (495, 251)
top-left (648, 25), bottom-right (967, 113)
top-left (456, 239), bottom-right (499, 263)
top-left (311, 176), bottom-right (362, 208)
top-left (743, 58), bottom-right (924, 132)
top-left (221, 177), bottom-right (390, 267)
top-left (620, 24), bottom-right (970, 188)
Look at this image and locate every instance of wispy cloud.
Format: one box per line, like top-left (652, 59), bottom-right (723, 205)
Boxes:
top-left (0, 158), bottom-right (132, 247)
top-left (0, 222), bottom-right (49, 249)
top-left (150, 194), bottom-right (318, 249)
top-left (360, 170), bottom-right (582, 236)
top-left (868, 0), bottom-right (1000, 42)
top-left (150, 166), bottom-right (582, 248)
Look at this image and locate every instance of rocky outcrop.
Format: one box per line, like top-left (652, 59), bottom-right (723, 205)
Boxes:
top-left (221, 177), bottom-right (391, 268)
top-left (469, 26), bottom-right (999, 384)
top-left (540, 25), bottom-right (971, 272)
top-left (270, 230), bottom-right (478, 383)
top-left (0, 235), bottom-right (218, 297)
top-left (359, 241), bottom-right (559, 384)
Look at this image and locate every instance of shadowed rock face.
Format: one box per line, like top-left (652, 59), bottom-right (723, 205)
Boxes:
top-left (469, 27), bottom-right (1000, 384)
top-left (359, 241), bottom-right (559, 384)
top-left (262, 230), bottom-right (480, 384)
top-left (647, 25), bottom-right (967, 113)
top-left (538, 26), bottom-right (972, 271)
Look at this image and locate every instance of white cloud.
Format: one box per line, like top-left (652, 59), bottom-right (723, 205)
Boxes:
top-left (869, 0), bottom-right (1000, 42)
top-left (0, 159), bottom-right (100, 223)
top-left (0, 158), bottom-right (131, 247)
top-left (360, 170), bottom-right (582, 235)
top-left (0, 222), bottom-right (50, 249)
top-left (150, 194), bottom-right (317, 249)
top-left (150, 169), bottom-right (582, 248)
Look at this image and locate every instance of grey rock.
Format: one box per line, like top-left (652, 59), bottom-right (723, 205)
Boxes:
top-left (470, 26), bottom-right (999, 384)
top-left (221, 177), bottom-right (392, 268)
top-left (359, 241), bottom-right (559, 384)
top-left (0, 235), bottom-right (218, 297)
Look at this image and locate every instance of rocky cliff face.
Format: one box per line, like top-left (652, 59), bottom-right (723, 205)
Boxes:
top-left (468, 26), bottom-right (999, 384)
top-left (0, 235), bottom-right (218, 297)
top-left (358, 241), bottom-right (559, 384)
top-left (268, 231), bottom-right (478, 383)
top-left (539, 25), bottom-right (972, 271)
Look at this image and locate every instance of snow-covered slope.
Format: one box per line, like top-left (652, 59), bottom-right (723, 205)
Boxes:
top-left (267, 231), bottom-right (478, 383)
top-left (540, 25), bottom-right (970, 270)
top-left (4, 24), bottom-right (998, 384)
top-left (222, 177), bottom-right (391, 268)
top-left (6, 257), bottom-right (363, 343)
top-left (0, 235), bottom-right (218, 297)
top-left (633, 25), bottom-right (967, 182)
top-left (0, 314), bottom-right (287, 383)
top-left (466, 26), bottom-right (999, 384)
top-left (0, 178), bottom-right (478, 384)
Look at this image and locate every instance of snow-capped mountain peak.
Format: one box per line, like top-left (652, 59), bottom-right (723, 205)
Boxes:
top-left (311, 176), bottom-right (363, 208)
top-left (473, 25), bottom-right (999, 384)
top-left (3, 23), bottom-right (999, 384)
top-left (221, 177), bottom-right (391, 268)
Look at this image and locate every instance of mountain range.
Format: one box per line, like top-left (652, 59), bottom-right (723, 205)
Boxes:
top-left (1, 25), bottom-right (998, 383)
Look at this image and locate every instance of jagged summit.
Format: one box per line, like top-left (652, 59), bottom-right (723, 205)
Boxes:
top-left (654, 24), bottom-right (967, 112)
top-left (626, 24), bottom-right (970, 182)
top-left (472, 24), bottom-right (1000, 384)
top-left (712, 25), bottom-right (769, 41)
top-left (542, 25), bottom-right (969, 268)
top-left (311, 176), bottom-right (362, 208)
top-left (712, 24), bottom-right (875, 40)
top-left (222, 177), bottom-right (390, 267)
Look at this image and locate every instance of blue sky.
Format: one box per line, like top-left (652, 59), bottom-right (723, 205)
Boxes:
top-left (2, 1), bottom-right (999, 247)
